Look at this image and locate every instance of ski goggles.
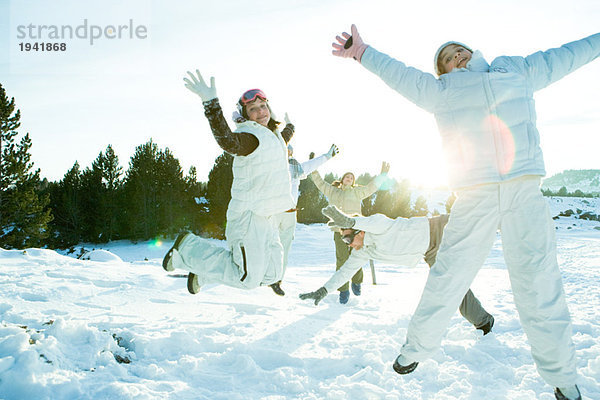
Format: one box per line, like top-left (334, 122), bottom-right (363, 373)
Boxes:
top-left (341, 230), bottom-right (360, 245)
top-left (239, 88), bottom-right (268, 105)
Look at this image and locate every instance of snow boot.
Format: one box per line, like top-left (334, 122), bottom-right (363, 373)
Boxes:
top-left (351, 282), bottom-right (361, 296)
top-left (477, 315), bottom-right (494, 336)
top-left (339, 290), bottom-right (350, 304)
top-left (162, 232), bottom-right (190, 272)
top-left (554, 385), bottom-right (581, 400)
top-left (393, 358), bottom-right (419, 375)
top-left (187, 273), bottom-right (200, 294)
top-left (270, 281), bottom-right (285, 296)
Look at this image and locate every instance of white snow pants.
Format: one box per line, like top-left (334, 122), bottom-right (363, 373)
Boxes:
top-left (172, 210), bottom-right (284, 289)
top-left (399, 175), bottom-right (577, 387)
top-left (274, 210), bottom-right (297, 278)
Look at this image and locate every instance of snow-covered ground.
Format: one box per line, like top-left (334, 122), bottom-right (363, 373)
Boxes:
top-left (0, 198), bottom-right (599, 400)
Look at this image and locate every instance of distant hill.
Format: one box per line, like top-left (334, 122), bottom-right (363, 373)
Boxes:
top-left (542, 169), bottom-right (600, 195)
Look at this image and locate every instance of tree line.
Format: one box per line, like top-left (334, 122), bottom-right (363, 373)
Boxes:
top-left (542, 187), bottom-right (599, 198)
top-left (0, 83), bottom-right (447, 250)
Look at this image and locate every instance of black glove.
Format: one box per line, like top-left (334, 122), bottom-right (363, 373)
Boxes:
top-left (299, 287), bottom-right (328, 305)
top-left (326, 144), bottom-right (339, 159)
top-left (322, 205), bottom-right (356, 229)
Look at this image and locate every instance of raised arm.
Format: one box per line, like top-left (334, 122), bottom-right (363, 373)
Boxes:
top-left (517, 32), bottom-right (600, 91)
top-left (299, 144), bottom-right (339, 179)
top-left (354, 161), bottom-right (390, 199)
top-left (184, 70), bottom-right (260, 156)
top-left (332, 25), bottom-right (442, 113)
top-left (281, 112), bottom-right (295, 144)
top-left (310, 170), bottom-right (338, 198)
top-left (202, 99), bottom-right (259, 156)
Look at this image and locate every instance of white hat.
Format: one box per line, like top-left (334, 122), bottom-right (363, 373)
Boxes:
top-left (434, 41), bottom-right (473, 76)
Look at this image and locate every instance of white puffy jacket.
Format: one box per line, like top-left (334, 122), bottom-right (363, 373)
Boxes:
top-left (323, 214), bottom-right (429, 292)
top-left (361, 33), bottom-right (600, 189)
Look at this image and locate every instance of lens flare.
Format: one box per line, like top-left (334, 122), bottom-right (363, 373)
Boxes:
top-left (149, 239), bottom-right (163, 249)
top-left (483, 115), bottom-right (515, 175)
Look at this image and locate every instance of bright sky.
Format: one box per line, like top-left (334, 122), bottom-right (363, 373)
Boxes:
top-left (1, 0), bottom-right (599, 188)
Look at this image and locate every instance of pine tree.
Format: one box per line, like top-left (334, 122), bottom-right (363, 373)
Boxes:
top-left (156, 147), bottom-right (186, 235)
top-left (0, 84), bottom-right (52, 248)
top-left (412, 195), bottom-right (429, 217)
top-left (123, 140), bottom-right (161, 239)
top-left (445, 192), bottom-right (457, 213)
top-left (557, 186), bottom-right (568, 196)
top-left (46, 162), bottom-right (83, 247)
top-left (297, 174), bottom-right (328, 224)
top-left (201, 152), bottom-right (233, 238)
top-left (94, 145), bottom-right (123, 241)
top-left (123, 139), bottom-right (189, 240)
top-left (389, 179), bottom-right (412, 218)
top-left (79, 164), bottom-right (104, 242)
top-left (184, 166), bottom-right (206, 233)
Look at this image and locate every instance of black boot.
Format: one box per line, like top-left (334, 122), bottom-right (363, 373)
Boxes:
top-left (162, 232), bottom-right (190, 272)
top-left (393, 359), bottom-right (419, 375)
top-left (270, 281), bottom-right (285, 296)
top-left (187, 273), bottom-right (200, 294)
top-left (554, 385), bottom-right (581, 400)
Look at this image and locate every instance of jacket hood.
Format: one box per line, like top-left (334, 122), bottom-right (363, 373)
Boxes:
top-left (434, 41), bottom-right (473, 76)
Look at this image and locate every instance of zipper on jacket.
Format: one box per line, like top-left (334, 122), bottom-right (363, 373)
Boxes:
top-left (240, 246), bottom-right (248, 282)
top-left (481, 74), bottom-right (504, 178)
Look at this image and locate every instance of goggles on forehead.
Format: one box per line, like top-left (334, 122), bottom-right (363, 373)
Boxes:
top-left (341, 230), bottom-right (360, 245)
top-left (240, 88), bottom-right (268, 105)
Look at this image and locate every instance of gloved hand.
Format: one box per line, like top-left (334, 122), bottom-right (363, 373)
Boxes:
top-left (380, 161), bottom-right (390, 174)
top-left (332, 24), bottom-right (369, 62)
top-left (284, 112), bottom-right (292, 125)
top-left (326, 144), bottom-right (339, 159)
top-left (299, 287), bottom-right (328, 305)
top-left (322, 205), bottom-right (356, 229)
top-left (309, 152), bottom-right (315, 160)
top-left (183, 70), bottom-right (217, 102)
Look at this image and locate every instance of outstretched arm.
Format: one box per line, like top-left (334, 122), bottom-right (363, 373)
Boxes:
top-left (323, 252), bottom-right (370, 293)
top-left (310, 170), bottom-right (338, 198)
top-left (520, 32), bottom-right (600, 91)
top-left (299, 252), bottom-right (370, 306)
top-left (332, 25), bottom-right (441, 112)
top-left (299, 144), bottom-right (339, 179)
top-left (355, 161), bottom-right (390, 199)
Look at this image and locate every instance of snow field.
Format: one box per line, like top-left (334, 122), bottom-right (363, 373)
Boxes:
top-left (0, 199), bottom-right (599, 399)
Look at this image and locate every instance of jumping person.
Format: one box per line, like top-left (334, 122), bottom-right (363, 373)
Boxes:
top-left (331, 25), bottom-right (599, 400)
top-left (299, 205), bottom-right (495, 336)
top-left (310, 162), bottom-right (390, 304)
top-left (162, 70), bottom-right (294, 294)
top-left (270, 143), bottom-right (339, 296)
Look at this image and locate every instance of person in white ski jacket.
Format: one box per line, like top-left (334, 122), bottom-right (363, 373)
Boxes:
top-left (331, 25), bottom-right (600, 400)
top-left (269, 143), bottom-right (339, 296)
top-left (300, 206), bottom-right (495, 335)
top-left (162, 71), bottom-right (295, 294)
